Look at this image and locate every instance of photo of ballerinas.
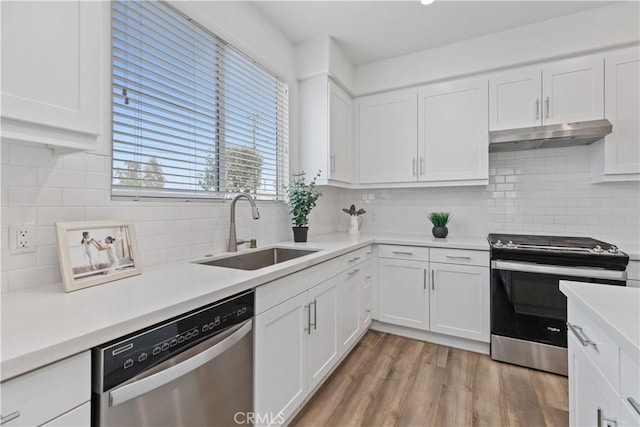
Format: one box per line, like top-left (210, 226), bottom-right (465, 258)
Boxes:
top-left (67, 226), bottom-right (135, 281)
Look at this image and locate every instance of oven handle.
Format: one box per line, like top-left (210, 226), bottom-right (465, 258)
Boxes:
top-left (109, 320), bottom-right (252, 407)
top-left (491, 260), bottom-right (627, 281)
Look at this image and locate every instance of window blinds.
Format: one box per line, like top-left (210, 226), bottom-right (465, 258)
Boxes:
top-left (111, 0), bottom-right (289, 201)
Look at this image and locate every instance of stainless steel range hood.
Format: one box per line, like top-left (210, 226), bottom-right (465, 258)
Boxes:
top-left (489, 119), bottom-right (612, 153)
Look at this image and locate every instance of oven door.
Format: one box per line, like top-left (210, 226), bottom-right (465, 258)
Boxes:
top-left (491, 260), bottom-right (626, 348)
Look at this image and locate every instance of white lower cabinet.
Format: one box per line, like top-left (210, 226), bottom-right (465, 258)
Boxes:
top-left (568, 333), bottom-right (620, 427)
top-left (254, 292), bottom-right (308, 427)
top-left (429, 262), bottom-right (490, 342)
top-left (339, 266), bottom-right (363, 352)
top-left (254, 247), bottom-right (372, 426)
top-left (307, 277), bottom-right (340, 392)
top-left (567, 301), bottom-right (640, 427)
top-left (378, 257), bottom-right (429, 330)
top-left (0, 352), bottom-right (91, 427)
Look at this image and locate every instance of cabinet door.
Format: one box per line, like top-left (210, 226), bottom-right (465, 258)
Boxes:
top-left (329, 81), bottom-right (352, 183)
top-left (604, 48), bottom-right (640, 176)
top-left (568, 334), bottom-right (620, 427)
top-left (307, 277), bottom-right (340, 392)
top-left (358, 91), bottom-right (418, 183)
top-left (430, 263), bottom-right (489, 342)
top-left (418, 79), bottom-right (488, 182)
top-left (0, 1), bottom-right (101, 146)
top-left (255, 292), bottom-right (308, 426)
top-left (489, 70), bottom-right (542, 130)
top-left (542, 58), bottom-right (604, 125)
top-left (378, 258), bottom-right (429, 330)
top-left (339, 266), bottom-right (363, 353)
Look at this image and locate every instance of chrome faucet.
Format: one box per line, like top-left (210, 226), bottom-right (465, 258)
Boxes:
top-left (228, 194), bottom-right (260, 252)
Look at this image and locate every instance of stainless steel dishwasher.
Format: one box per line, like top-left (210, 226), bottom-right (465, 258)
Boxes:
top-left (92, 290), bottom-right (254, 426)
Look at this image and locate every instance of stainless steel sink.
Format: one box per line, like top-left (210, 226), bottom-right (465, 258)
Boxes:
top-left (195, 247), bottom-right (319, 271)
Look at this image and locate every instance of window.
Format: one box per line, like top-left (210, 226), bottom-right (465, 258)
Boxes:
top-left (111, 0), bottom-right (289, 201)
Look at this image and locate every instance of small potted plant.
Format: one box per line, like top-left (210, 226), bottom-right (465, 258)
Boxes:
top-left (427, 212), bottom-right (451, 238)
top-left (342, 204), bottom-right (366, 235)
top-left (284, 171), bottom-right (323, 242)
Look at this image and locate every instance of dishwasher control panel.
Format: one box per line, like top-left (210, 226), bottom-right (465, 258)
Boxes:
top-left (94, 290), bottom-right (254, 392)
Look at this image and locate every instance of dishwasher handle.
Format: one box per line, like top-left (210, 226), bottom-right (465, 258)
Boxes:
top-left (109, 320), bottom-right (252, 407)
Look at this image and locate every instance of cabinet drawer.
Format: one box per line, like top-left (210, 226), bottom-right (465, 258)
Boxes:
top-left (0, 352), bottom-right (90, 427)
top-left (621, 350), bottom-right (640, 412)
top-left (378, 245), bottom-right (429, 261)
top-left (338, 246), bottom-right (372, 270)
top-left (567, 301), bottom-right (620, 390)
top-left (430, 248), bottom-right (489, 267)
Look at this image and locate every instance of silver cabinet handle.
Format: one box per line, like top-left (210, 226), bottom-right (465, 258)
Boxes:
top-left (348, 256), bottom-right (360, 263)
top-left (431, 269), bottom-right (435, 291)
top-left (331, 154), bottom-right (336, 173)
top-left (392, 251), bottom-right (413, 256)
top-left (306, 304), bottom-right (312, 335)
top-left (567, 322), bottom-right (596, 348)
top-left (545, 96), bottom-right (550, 118)
top-left (312, 299), bottom-right (317, 330)
top-left (628, 397), bottom-right (640, 416)
top-left (0, 412), bottom-right (21, 425)
top-left (535, 98), bottom-right (540, 120)
top-left (423, 268), bottom-right (427, 290)
top-left (348, 268), bottom-right (360, 276)
top-left (597, 408), bottom-right (618, 427)
top-left (412, 158), bottom-right (417, 176)
top-left (420, 157), bottom-right (424, 176)
top-left (109, 320), bottom-right (252, 407)
top-left (446, 255), bottom-right (471, 260)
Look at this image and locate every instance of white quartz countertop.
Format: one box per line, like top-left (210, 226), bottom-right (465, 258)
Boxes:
top-left (560, 280), bottom-right (640, 363)
top-left (1, 232), bottom-right (488, 381)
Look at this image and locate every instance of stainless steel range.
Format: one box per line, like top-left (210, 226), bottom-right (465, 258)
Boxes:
top-left (488, 233), bottom-right (629, 376)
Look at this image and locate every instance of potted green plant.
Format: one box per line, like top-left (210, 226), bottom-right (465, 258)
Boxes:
top-left (427, 212), bottom-right (451, 238)
top-left (284, 171), bottom-right (323, 242)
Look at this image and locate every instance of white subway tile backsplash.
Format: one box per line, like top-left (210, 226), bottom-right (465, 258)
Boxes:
top-left (327, 146), bottom-right (638, 250)
top-left (37, 207), bottom-right (84, 225)
top-left (84, 171), bottom-right (110, 189)
top-left (1, 139), bottom-right (295, 292)
top-left (37, 168), bottom-right (85, 188)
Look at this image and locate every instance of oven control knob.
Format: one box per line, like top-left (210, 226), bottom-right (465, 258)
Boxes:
top-left (608, 245), bottom-right (618, 254)
top-left (506, 241), bottom-right (515, 248)
top-left (593, 245), bottom-right (603, 253)
top-left (494, 240), bottom-right (503, 248)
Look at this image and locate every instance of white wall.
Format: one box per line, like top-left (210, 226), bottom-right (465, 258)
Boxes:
top-left (0, 1), bottom-right (297, 293)
top-left (317, 146), bottom-right (639, 249)
top-left (355, 2), bottom-right (640, 95)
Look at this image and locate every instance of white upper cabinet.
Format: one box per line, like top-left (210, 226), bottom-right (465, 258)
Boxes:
top-left (329, 82), bottom-right (353, 183)
top-left (299, 75), bottom-right (352, 184)
top-left (357, 90), bottom-right (418, 184)
top-left (1, 0), bottom-right (101, 150)
top-left (603, 48), bottom-right (640, 177)
top-left (490, 70), bottom-right (542, 130)
top-left (418, 78), bottom-right (489, 183)
top-left (489, 57), bottom-right (604, 130)
top-left (543, 57), bottom-right (604, 125)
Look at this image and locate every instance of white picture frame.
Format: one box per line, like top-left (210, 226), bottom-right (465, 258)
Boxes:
top-left (56, 220), bottom-right (141, 292)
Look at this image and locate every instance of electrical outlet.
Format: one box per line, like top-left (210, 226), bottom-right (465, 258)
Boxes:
top-left (9, 224), bottom-right (35, 254)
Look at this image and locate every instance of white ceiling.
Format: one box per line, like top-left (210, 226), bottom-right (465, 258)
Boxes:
top-left (250, 1), bottom-right (613, 65)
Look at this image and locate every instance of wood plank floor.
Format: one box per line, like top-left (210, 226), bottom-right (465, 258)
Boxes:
top-left (291, 331), bottom-right (569, 427)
